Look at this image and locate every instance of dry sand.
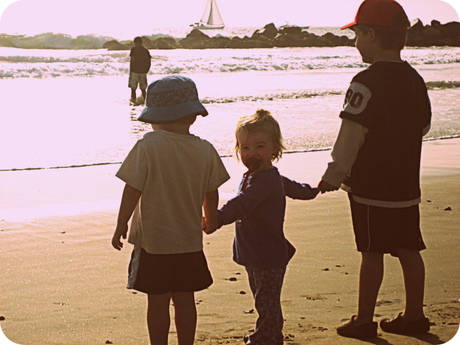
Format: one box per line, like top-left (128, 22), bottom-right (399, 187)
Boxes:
top-left (1, 139), bottom-right (459, 345)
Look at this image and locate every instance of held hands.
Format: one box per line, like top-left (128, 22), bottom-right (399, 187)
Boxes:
top-left (201, 216), bottom-right (218, 235)
top-left (111, 223), bottom-right (128, 250)
top-left (317, 180), bottom-right (340, 194)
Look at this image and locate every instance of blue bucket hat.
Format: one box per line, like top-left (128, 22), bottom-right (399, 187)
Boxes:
top-left (138, 75), bottom-right (208, 123)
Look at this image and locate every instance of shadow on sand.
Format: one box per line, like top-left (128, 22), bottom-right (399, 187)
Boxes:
top-left (356, 332), bottom-right (444, 345)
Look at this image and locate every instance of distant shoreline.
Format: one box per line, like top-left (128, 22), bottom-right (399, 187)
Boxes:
top-left (1, 20), bottom-right (459, 50)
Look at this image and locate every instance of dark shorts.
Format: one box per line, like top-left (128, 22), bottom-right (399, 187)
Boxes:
top-left (348, 194), bottom-right (426, 256)
top-left (127, 248), bottom-right (213, 295)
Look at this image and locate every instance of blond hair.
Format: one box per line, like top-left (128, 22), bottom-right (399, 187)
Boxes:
top-left (235, 109), bottom-right (285, 161)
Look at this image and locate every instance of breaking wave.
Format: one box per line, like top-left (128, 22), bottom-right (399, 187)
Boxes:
top-left (202, 90), bottom-right (343, 104)
top-left (426, 80), bottom-right (460, 89)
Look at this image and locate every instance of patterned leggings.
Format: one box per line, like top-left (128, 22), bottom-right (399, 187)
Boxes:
top-left (245, 266), bottom-right (286, 345)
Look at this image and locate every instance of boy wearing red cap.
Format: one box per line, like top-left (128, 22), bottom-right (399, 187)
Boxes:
top-left (318, 0), bottom-right (432, 339)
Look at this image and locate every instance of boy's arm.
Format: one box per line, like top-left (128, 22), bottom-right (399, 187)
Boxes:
top-left (203, 190), bottom-right (219, 234)
top-left (282, 176), bottom-right (319, 200)
top-left (112, 184), bottom-right (142, 250)
top-left (319, 118), bottom-right (367, 193)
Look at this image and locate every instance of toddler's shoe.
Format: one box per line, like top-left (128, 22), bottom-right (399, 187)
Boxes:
top-left (337, 315), bottom-right (378, 339)
top-left (380, 312), bottom-right (430, 334)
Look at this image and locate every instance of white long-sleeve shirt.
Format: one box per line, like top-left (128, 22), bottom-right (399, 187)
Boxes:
top-left (322, 118), bottom-right (431, 208)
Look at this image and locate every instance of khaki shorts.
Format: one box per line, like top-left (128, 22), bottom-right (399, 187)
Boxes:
top-left (128, 72), bottom-right (148, 89)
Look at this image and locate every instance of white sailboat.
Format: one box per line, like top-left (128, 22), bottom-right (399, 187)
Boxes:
top-left (190, 0), bottom-right (225, 30)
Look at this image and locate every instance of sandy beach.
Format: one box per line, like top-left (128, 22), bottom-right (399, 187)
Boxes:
top-left (1, 138), bottom-right (459, 345)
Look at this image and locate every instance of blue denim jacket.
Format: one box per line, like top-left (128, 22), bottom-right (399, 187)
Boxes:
top-left (218, 167), bottom-right (318, 268)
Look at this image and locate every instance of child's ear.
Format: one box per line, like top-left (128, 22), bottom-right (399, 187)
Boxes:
top-left (368, 27), bottom-right (377, 41)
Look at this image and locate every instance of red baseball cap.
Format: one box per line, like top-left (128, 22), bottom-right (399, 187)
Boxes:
top-left (341, 0), bottom-right (410, 30)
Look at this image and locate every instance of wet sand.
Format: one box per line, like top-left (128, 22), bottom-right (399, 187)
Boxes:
top-left (0, 139), bottom-right (459, 345)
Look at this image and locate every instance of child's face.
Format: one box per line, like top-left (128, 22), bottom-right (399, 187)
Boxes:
top-left (237, 130), bottom-right (277, 173)
top-left (353, 27), bottom-right (376, 64)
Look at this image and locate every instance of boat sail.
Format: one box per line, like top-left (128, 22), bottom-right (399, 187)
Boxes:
top-left (191, 0), bottom-right (225, 30)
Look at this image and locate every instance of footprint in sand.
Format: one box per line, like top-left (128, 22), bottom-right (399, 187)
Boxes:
top-left (376, 299), bottom-right (394, 306)
top-left (302, 294), bottom-right (327, 301)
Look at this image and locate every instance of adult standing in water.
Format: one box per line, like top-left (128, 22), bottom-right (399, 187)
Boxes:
top-left (129, 36), bottom-right (151, 104)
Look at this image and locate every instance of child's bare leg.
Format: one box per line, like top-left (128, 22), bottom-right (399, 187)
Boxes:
top-left (141, 88), bottom-right (147, 101)
top-left (396, 249), bottom-right (426, 320)
top-left (147, 293), bottom-right (172, 345)
top-left (172, 291), bottom-right (197, 345)
top-left (130, 88), bottom-right (136, 100)
top-left (357, 252), bottom-right (384, 323)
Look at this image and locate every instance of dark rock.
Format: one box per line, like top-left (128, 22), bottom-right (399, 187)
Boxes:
top-left (273, 33), bottom-right (306, 47)
top-left (444, 207), bottom-right (452, 211)
top-left (439, 21), bottom-right (460, 39)
top-left (228, 36), bottom-right (273, 48)
top-left (103, 40), bottom-right (130, 50)
top-left (140, 36), bottom-right (153, 49)
top-left (280, 25), bottom-right (302, 35)
top-left (179, 30), bottom-right (213, 49)
top-left (208, 35), bottom-right (232, 48)
top-left (424, 26), bottom-right (443, 39)
top-left (407, 20), bottom-right (460, 46)
top-left (186, 29), bottom-right (210, 40)
top-left (150, 37), bottom-right (179, 49)
top-left (101, 20), bottom-right (459, 51)
top-left (261, 23), bottom-right (278, 40)
top-left (409, 19), bottom-right (425, 32)
top-left (0, 316), bottom-right (5, 321)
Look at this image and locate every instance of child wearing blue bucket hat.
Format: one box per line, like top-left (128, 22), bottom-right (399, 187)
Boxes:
top-left (112, 75), bottom-right (229, 345)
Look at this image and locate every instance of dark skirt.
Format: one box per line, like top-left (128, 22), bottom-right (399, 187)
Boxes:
top-left (127, 248), bottom-right (213, 294)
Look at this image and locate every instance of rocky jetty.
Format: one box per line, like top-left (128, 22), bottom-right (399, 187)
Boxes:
top-left (103, 20), bottom-right (460, 50)
top-left (407, 19), bottom-right (460, 46)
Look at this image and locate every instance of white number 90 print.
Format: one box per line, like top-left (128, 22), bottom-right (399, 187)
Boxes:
top-left (343, 82), bottom-right (372, 115)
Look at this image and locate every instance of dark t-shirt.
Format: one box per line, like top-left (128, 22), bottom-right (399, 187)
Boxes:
top-left (340, 61), bottom-right (432, 201)
top-left (130, 46), bottom-right (151, 73)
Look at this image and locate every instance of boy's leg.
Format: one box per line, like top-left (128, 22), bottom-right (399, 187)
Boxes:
top-left (356, 252), bottom-right (384, 323)
top-left (141, 88), bottom-right (147, 101)
top-left (396, 248), bottom-right (426, 320)
top-left (147, 293), bottom-right (172, 345)
top-left (245, 266), bottom-right (285, 345)
top-left (172, 291), bottom-right (197, 345)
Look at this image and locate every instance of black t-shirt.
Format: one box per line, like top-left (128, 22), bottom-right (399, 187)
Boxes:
top-left (340, 61), bottom-right (431, 201)
top-left (130, 46), bottom-right (151, 73)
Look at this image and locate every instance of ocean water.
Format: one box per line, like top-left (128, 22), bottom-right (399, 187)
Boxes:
top-left (0, 34), bottom-right (459, 171)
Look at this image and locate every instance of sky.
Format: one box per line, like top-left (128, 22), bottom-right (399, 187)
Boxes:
top-left (0, 0), bottom-right (459, 37)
